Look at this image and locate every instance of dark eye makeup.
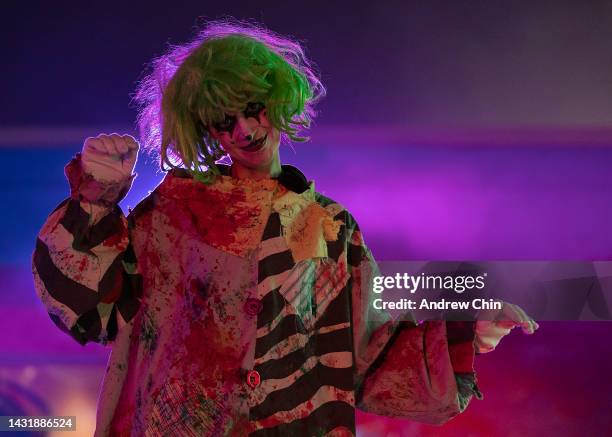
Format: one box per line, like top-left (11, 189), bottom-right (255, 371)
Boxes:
top-left (212, 114), bottom-right (237, 133)
top-left (243, 102), bottom-right (265, 119)
top-left (211, 102), bottom-right (266, 133)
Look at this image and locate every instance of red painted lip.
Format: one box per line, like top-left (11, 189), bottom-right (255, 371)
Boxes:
top-left (241, 134), bottom-right (267, 152)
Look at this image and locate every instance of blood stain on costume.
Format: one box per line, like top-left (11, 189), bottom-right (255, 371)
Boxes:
top-left (102, 225), bottom-right (128, 248)
top-left (77, 256), bottom-right (89, 272)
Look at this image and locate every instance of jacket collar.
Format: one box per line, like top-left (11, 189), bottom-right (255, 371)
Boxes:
top-left (216, 164), bottom-right (311, 194)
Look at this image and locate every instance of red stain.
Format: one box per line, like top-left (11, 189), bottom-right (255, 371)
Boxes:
top-left (77, 256), bottom-right (89, 272)
top-left (179, 306), bottom-right (243, 394)
top-left (158, 174), bottom-right (268, 254)
top-left (188, 188), bottom-right (256, 249)
top-left (330, 426), bottom-right (355, 437)
top-left (229, 416), bottom-right (256, 435)
top-left (102, 223), bottom-right (128, 248)
top-left (257, 414), bottom-right (286, 429)
top-left (375, 389), bottom-right (394, 400)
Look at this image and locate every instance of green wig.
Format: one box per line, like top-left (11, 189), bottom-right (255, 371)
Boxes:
top-left (134, 18), bottom-right (326, 183)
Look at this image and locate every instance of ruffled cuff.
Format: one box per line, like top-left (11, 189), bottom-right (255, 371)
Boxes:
top-left (65, 154), bottom-right (135, 207)
top-left (455, 372), bottom-right (484, 412)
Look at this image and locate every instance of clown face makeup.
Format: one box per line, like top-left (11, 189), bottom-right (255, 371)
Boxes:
top-left (209, 102), bottom-right (281, 178)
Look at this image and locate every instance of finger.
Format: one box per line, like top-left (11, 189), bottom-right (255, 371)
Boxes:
top-left (512, 304), bottom-right (531, 322)
top-left (121, 134), bottom-right (139, 150)
top-left (502, 303), bottom-right (528, 323)
top-left (97, 135), bottom-right (117, 155)
top-left (520, 322), bottom-right (533, 334)
top-left (510, 306), bottom-right (538, 333)
top-left (84, 137), bottom-right (107, 154)
top-left (516, 313), bottom-right (536, 334)
top-left (496, 304), bottom-right (517, 324)
top-left (109, 133), bottom-right (129, 155)
top-left (496, 319), bottom-right (518, 330)
top-left (522, 318), bottom-right (539, 334)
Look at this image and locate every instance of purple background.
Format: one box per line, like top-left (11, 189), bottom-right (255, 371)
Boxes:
top-left (2, 1), bottom-right (612, 436)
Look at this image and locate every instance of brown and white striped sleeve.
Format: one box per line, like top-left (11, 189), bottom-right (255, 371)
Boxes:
top-left (31, 155), bottom-right (142, 346)
top-left (347, 215), bottom-right (482, 425)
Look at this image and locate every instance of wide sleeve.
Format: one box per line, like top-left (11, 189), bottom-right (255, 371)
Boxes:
top-left (31, 154), bottom-right (142, 346)
top-left (347, 216), bottom-right (482, 425)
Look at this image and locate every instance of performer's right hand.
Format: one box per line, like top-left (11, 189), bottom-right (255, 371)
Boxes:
top-left (81, 133), bottom-right (139, 183)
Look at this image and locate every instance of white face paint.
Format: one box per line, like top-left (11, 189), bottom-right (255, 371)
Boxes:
top-left (209, 102), bottom-right (281, 175)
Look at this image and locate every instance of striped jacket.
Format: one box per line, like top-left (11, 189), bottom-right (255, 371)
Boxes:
top-left (32, 156), bottom-right (481, 436)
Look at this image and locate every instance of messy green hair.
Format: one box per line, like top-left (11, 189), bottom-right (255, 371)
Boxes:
top-left (134, 18), bottom-right (326, 182)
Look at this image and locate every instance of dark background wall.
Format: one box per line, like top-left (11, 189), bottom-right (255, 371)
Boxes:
top-left (1, 1), bottom-right (611, 436)
top-left (2, 0), bottom-right (612, 127)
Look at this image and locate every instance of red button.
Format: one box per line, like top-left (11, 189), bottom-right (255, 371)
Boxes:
top-left (246, 370), bottom-right (261, 388)
top-left (244, 298), bottom-right (263, 316)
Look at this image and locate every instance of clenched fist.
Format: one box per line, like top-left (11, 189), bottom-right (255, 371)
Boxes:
top-left (81, 133), bottom-right (139, 183)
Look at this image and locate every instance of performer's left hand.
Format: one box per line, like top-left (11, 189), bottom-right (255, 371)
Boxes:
top-left (474, 302), bottom-right (539, 353)
top-left (493, 302), bottom-right (539, 334)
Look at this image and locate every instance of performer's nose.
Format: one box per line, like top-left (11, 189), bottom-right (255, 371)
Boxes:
top-left (235, 115), bottom-right (256, 142)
